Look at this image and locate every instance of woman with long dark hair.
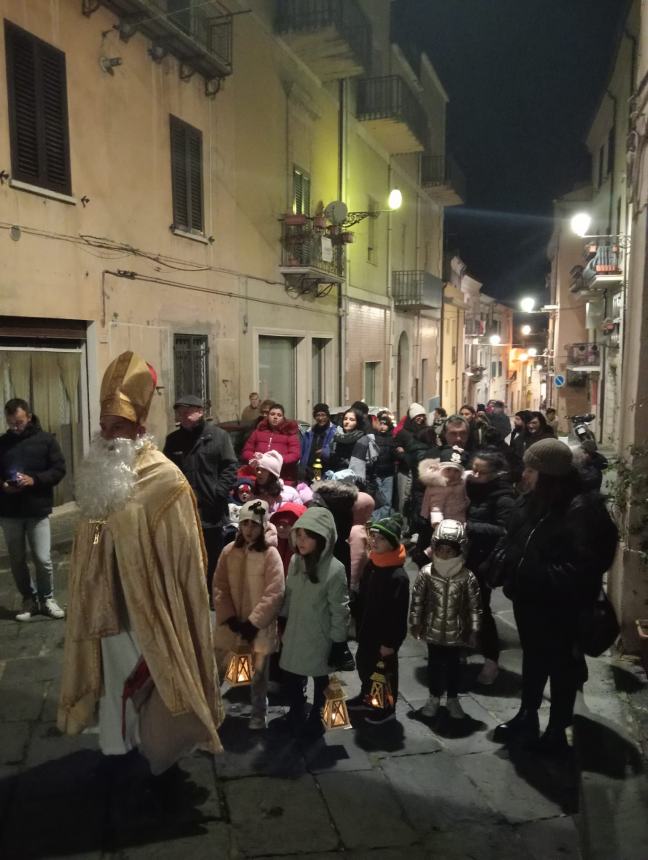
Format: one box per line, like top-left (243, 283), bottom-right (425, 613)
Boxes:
top-left (330, 408), bottom-right (377, 491)
top-left (523, 411), bottom-right (555, 449)
top-left (495, 439), bottom-right (618, 754)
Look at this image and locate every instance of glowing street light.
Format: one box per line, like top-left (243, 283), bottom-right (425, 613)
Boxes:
top-left (521, 324), bottom-right (532, 336)
top-left (519, 352), bottom-right (529, 362)
top-left (528, 347), bottom-right (538, 357)
top-left (388, 188), bottom-right (403, 210)
top-left (570, 212), bottom-right (592, 238)
top-left (520, 297), bottom-right (536, 313)
top-left (489, 334), bottom-right (501, 345)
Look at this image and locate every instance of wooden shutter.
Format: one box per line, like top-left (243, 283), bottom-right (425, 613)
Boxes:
top-left (292, 167), bottom-right (310, 216)
top-left (170, 115), bottom-right (204, 233)
top-left (5, 21), bottom-right (71, 195)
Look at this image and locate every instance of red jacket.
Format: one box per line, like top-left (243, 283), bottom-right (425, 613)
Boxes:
top-left (241, 419), bottom-right (301, 482)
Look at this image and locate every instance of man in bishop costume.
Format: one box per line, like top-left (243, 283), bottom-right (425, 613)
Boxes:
top-left (58, 351), bottom-right (224, 773)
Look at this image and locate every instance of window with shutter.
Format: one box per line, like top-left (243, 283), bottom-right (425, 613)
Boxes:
top-left (292, 167), bottom-right (310, 216)
top-left (5, 21), bottom-right (71, 195)
top-left (170, 115), bottom-right (204, 234)
top-left (174, 334), bottom-right (210, 408)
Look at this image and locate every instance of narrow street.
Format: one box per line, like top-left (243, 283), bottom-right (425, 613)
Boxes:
top-left (0, 548), bottom-right (586, 860)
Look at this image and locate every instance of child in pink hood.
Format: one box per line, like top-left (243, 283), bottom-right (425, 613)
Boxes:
top-left (419, 447), bottom-right (469, 527)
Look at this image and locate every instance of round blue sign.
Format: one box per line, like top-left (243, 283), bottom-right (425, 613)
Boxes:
top-left (554, 374), bottom-right (566, 388)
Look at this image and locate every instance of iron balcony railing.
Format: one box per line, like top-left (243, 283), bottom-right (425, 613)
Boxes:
top-left (281, 220), bottom-right (345, 281)
top-left (392, 271), bottom-right (443, 309)
top-left (422, 154), bottom-right (466, 201)
top-left (275, 0), bottom-right (371, 74)
top-left (356, 76), bottom-right (428, 151)
top-left (583, 241), bottom-right (623, 285)
top-left (91, 0), bottom-right (233, 80)
top-left (566, 342), bottom-right (602, 368)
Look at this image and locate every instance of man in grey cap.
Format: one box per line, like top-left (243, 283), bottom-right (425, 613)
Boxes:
top-left (163, 395), bottom-right (238, 586)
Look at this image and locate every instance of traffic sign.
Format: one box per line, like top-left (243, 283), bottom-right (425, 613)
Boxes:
top-left (554, 374), bottom-right (566, 388)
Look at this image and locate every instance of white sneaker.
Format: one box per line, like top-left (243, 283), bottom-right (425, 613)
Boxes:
top-left (477, 659), bottom-right (499, 686)
top-left (41, 598), bottom-right (65, 619)
top-left (16, 597), bottom-right (38, 622)
top-left (420, 696), bottom-right (440, 718)
top-left (446, 697), bottom-right (465, 720)
top-left (249, 714), bottom-right (267, 730)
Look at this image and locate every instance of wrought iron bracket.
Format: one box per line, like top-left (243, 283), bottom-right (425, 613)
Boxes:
top-left (343, 210), bottom-right (380, 228)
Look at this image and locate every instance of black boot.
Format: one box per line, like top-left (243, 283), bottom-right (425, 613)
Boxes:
top-left (531, 725), bottom-right (570, 756)
top-left (493, 709), bottom-right (540, 744)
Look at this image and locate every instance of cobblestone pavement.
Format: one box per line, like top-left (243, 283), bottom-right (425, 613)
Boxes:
top-left (0, 549), bottom-right (585, 860)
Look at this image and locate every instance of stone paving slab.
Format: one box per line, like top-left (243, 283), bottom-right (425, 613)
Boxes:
top-left (107, 821), bottom-right (236, 860)
top-left (405, 693), bottom-right (501, 756)
top-left (318, 768), bottom-right (418, 850)
top-left (214, 714), bottom-right (306, 779)
top-left (423, 823), bottom-right (529, 860)
top-left (517, 816), bottom-right (582, 859)
top-left (223, 774), bottom-right (339, 856)
top-left (380, 751), bottom-right (500, 832)
top-left (458, 749), bottom-right (574, 824)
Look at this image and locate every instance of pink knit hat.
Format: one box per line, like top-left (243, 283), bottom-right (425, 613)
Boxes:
top-left (250, 449), bottom-right (283, 478)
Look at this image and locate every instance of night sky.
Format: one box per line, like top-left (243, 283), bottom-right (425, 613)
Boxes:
top-left (393, 0), bottom-right (629, 303)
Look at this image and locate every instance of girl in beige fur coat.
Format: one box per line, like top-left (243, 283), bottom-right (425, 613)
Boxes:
top-left (213, 499), bottom-right (285, 730)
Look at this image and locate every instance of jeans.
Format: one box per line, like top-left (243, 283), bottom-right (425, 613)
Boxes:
top-left (373, 475), bottom-right (394, 521)
top-left (427, 644), bottom-right (463, 698)
top-left (0, 516), bottom-right (54, 600)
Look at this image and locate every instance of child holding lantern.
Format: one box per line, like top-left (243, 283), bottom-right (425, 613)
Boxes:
top-left (278, 506), bottom-right (351, 740)
top-left (409, 519), bottom-right (482, 720)
top-left (347, 515), bottom-right (410, 725)
top-left (213, 499), bottom-right (285, 730)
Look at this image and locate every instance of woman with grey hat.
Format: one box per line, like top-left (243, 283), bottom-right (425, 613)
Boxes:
top-left (494, 439), bottom-right (618, 755)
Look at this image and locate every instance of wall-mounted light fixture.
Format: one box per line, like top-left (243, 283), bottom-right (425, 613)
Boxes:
top-left (99, 56), bottom-right (123, 75)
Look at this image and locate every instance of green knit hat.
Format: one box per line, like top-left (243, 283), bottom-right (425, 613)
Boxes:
top-left (370, 514), bottom-right (404, 548)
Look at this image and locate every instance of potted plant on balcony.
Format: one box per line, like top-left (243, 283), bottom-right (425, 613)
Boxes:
top-left (283, 212), bottom-right (309, 227)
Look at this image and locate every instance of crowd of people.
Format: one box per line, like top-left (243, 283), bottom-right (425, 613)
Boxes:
top-left (0, 362), bottom-right (618, 777)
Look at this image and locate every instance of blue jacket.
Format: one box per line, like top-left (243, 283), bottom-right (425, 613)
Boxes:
top-left (301, 422), bottom-right (339, 468)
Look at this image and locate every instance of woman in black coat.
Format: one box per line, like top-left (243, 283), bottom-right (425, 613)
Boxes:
top-left (464, 450), bottom-right (517, 685)
top-left (495, 439), bottom-right (618, 754)
top-left (523, 411), bottom-right (555, 450)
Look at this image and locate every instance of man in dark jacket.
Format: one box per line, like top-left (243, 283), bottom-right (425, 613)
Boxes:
top-left (163, 394), bottom-right (238, 585)
top-left (300, 403), bottom-right (339, 481)
top-left (0, 398), bottom-right (66, 621)
top-left (488, 401), bottom-right (512, 443)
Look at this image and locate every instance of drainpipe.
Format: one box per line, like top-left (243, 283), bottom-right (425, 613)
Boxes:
top-left (337, 79), bottom-right (347, 405)
top-left (439, 293), bottom-right (445, 409)
top-left (606, 90), bottom-right (618, 233)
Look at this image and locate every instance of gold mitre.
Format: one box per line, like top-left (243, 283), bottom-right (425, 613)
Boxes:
top-left (100, 351), bottom-right (157, 424)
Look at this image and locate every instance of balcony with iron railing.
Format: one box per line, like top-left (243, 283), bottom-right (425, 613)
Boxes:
top-left (392, 271), bottom-right (443, 311)
top-left (356, 76), bottom-right (428, 154)
top-left (566, 342), bottom-right (602, 371)
top-left (279, 219), bottom-right (345, 284)
top-left (275, 0), bottom-right (371, 81)
top-left (583, 240), bottom-right (623, 288)
top-left (421, 154), bottom-right (466, 206)
top-left (85, 0), bottom-right (233, 84)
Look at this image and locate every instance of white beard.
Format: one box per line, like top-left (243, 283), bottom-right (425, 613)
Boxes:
top-left (75, 434), bottom-right (150, 519)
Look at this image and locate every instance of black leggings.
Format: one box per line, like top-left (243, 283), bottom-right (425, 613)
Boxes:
top-left (514, 601), bottom-right (586, 729)
top-left (356, 641), bottom-right (399, 708)
top-left (283, 671), bottom-right (328, 721)
top-left (427, 644), bottom-right (463, 697)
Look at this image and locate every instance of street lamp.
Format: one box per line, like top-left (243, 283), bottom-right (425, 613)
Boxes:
top-left (521, 324), bottom-right (532, 336)
top-left (489, 334), bottom-right (501, 345)
top-left (570, 212), bottom-right (593, 238)
top-left (528, 347), bottom-right (538, 357)
top-left (520, 297), bottom-right (536, 313)
top-left (519, 352), bottom-right (529, 362)
top-left (388, 188), bottom-right (403, 211)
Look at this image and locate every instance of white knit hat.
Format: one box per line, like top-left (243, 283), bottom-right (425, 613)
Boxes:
top-left (239, 499), bottom-right (268, 526)
top-left (250, 449), bottom-right (283, 478)
top-left (408, 402), bottom-right (426, 420)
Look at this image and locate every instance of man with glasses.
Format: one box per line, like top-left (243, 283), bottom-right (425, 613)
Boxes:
top-left (0, 398), bottom-right (66, 621)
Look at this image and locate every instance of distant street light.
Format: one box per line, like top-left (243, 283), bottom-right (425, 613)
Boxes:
top-left (521, 324), bottom-right (532, 336)
top-left (489, 334), bottom-right (501, 345)
top-left (528, 347), bottom-right (538, 357)
top-left (388, 188), bottom-right (403, 210)
top-left (519, 352), bottom-right (529, 362)
top-left (520, 297), bottom-right (536, 313)
top-left (570, 212), bottom-right (592, 237)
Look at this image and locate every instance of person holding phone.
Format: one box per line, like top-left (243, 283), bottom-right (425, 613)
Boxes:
top-left (0, 398), bottom-right (66, 621)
